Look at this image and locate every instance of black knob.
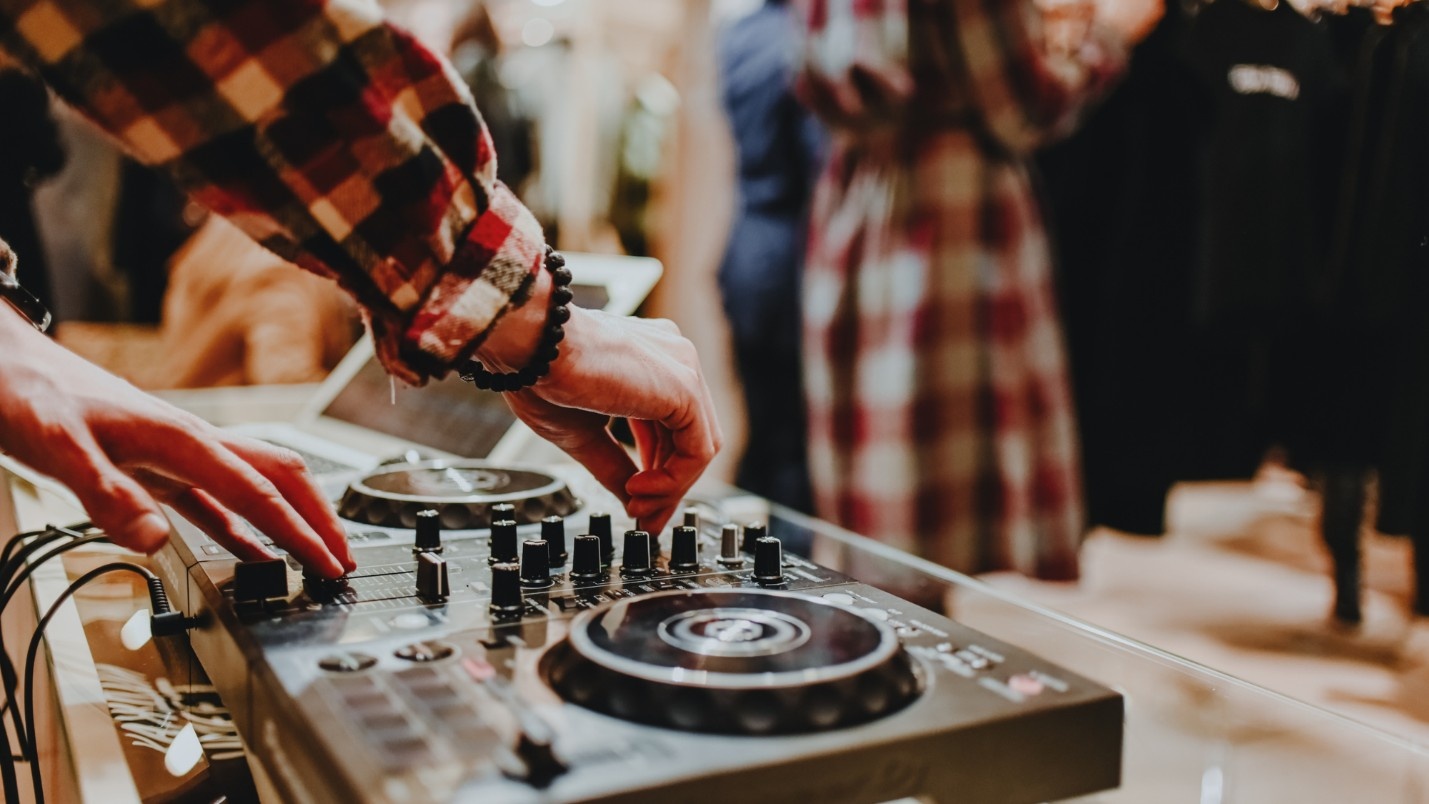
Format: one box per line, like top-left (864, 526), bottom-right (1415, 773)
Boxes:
top-left (682, 507), bottom-right (701, 529)
top-left (570, 535), bottom-right (603, 582)
top-left (753, 536), bottom-right (785, 585)
top-left (718, 524), bottom-right (744, 567)
top-left (670, 526), bottom-right (699, 572)
top-left (233, 558), bottom-right (289, 603)
top-left (741, 521), bottom-right (767, 554)
top-left (621, 530), bottom-right (653, 576)
top-left (489, 562), bottom-right (524, 617)
top-left (589, 512), bottom-right (614, 566)
top-left (490, 502), bottom-right (517, 528)
top-left (303, 569), bottom-right (349, 601)
top-left (521, 540), bottom-right (554, 588)
top-left (416, 552), bottom-right (450, 601)
top-left (542, 516), bottom-right (568, 567)
top-left (414, 509), bottom-right (443, 554)
top-left (490, 519), bottom-right (519, 564)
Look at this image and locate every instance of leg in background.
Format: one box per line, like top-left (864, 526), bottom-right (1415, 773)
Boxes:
top-left (1320, 465), bottom-right (1369, 624)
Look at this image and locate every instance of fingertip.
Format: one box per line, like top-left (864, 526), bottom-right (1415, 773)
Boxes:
top-left (121, 511), bottom-right (172, 554)
top-left (314, 554), bottom-right (345, 580)
top-left (626, 470), bottom-right (677, 497)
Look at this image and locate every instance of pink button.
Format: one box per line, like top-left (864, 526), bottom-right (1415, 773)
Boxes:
top-left (462, 656), bottom-right (496, 682)
top-left (1008, 674), bottom-right (1045, 696)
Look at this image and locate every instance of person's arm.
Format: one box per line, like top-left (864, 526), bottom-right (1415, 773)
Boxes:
top-left (0, 300), bottom-right (356, 577)
top-left (0, 0), bottom-right (720, 564)
top-left (0, 0), bottom-right (535, 385)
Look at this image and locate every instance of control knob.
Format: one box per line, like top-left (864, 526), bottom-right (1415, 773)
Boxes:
top-left (588, 512), bottom-right (614, 566)
top-left (521, 540), bottom-right (554, 588)
top-left (570, 535), bottom-right (603, 582)
top-left (489, 562), bottom-right (524, 617)
top-left (541, 516), bottom-right (568, 567)
top-left (490, 502), bottom-right (517, 528)
top-left (682, 507), bottom-right (701, 529)
top-left (621, 531), bottom-right (653, 577)
top-left (670, 526), bottom-right (699, 572)
top-left (233, 558), bottom-right (289, 603)
top-left (490, 519), bottom-right (519, 564)
top-left (741, 521), bottom-right (767, 554)
top-left (416, 552), bottom-right (450, 601)
top-left (303, 569), bottom-right (349, 601)
top-left (414, 509), bottom-right (443, 554)
top-left (753, 536), bottom-right (785, 586)
top-left (718, 524), bottom-right (744, 568)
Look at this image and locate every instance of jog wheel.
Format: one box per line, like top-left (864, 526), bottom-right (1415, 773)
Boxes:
top-left (337, 460), bottom-right (579, 529)
top-left (544, 589), bottom-right (921, 735)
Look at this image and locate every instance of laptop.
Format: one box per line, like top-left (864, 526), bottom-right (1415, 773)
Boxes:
top-left (231, 252), bottom-right (662, 490)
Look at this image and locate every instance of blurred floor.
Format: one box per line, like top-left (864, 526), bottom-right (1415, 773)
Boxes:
top-left (978, 478), bottom-right (1429, 747)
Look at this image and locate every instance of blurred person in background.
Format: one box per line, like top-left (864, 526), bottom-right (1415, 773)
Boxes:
top-left (716, 0), bottom-right (824, 514)
top-left (792, 0), bottom-right (1161, 581)
top-left (149, 216), bottom-right (361, 389)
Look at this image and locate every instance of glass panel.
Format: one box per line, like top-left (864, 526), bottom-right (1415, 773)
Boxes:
top-left (712, 494), bottom-right (1429, 801)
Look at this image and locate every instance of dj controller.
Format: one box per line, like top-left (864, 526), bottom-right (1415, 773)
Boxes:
top-left (152, 460), bottom-right (1123, 803)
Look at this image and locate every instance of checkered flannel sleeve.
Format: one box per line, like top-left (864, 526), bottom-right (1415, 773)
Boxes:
top-left (0, 0), bottom-right (545, 385)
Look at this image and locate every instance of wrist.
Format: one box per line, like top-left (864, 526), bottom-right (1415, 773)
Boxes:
top-left (460, 249), bottom-right (574, 392)
top-left (475, 260), bottom-right (553, 373)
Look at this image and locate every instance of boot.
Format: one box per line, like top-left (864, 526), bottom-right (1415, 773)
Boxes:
top-left (1320, 466), bottom-right (1367, 624)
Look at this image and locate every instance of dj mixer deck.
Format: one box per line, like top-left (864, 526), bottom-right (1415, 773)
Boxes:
top-left (153, 460), bottom-right (1122, 803)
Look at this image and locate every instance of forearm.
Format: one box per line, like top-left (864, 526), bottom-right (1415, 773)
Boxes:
top-left (0, 0), bottom-right (545, 384)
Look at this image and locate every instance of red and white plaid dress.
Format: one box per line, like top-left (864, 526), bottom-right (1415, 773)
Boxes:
top-left (794, 0), bottom-right (1124, 579)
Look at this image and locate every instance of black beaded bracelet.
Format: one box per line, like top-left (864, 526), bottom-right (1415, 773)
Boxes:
top-left (457, 248), bottom-right (573, 392)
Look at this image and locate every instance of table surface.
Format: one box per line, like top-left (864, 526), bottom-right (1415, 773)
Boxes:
top-left (5, 385), bottom-right (1429, 803)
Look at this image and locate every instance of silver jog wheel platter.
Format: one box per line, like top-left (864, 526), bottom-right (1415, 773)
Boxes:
top-left (544, 589), bottom-right (922, 734)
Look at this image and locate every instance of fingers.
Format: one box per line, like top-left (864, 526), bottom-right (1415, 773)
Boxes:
top-left (133, 470), bottom-right (274, 563)
top-left (45, 430), bottom-right (170, 554)
top-left (132, 427), bottom-right (346, 579)
top-left (508, 391), bottom-right (638, 507)
top-left (223, 437), bottom-right (356, 573)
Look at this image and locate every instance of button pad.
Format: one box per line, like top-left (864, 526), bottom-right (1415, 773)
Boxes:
top-left (394, 641), bottom-right (457, 663)
top-left (318, 652), bottom-right (378, 673)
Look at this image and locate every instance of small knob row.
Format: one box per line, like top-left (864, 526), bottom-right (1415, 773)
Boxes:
top-left (396, 509), bottom-right (785, 617)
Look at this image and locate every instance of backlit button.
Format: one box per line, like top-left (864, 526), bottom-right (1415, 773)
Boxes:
top-left (391, 613), bottom-right (431, 630)
top-left (395, 641), bottom-right (456, 663)
top-left (859, 607), bottom-right (890, 621)
top-left (1008, 674), bottom-right (1045, 697)
top-left (821, 593), bottom-right (855, 606)
top-left (318, 652), bottom-right (377, 673)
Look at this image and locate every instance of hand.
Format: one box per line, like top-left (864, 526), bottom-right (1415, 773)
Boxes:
top-left (479, 294), bottom-right (722, 535)
top-left (0, 309), bottom-right (355, 578)
top-left (1093, 0), bottom-right (1164, 45)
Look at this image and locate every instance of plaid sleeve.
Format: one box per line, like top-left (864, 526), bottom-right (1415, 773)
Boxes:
top-left (0, 0), bottom-right (544, 384)
top-left (950, 0), bottom-right (1125, 155)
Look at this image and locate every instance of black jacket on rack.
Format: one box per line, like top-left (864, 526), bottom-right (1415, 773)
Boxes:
top-left (1338, 4), bottom-right (1429, 537)
top-left (1039, 7), bottom-right (1203, 535)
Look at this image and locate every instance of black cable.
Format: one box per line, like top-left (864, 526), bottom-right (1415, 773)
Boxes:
top-left (0, 660), bottom-right (17, 804)
top-left (0, 532), bottom-right (109, 748)
top-left (0, 523), bottom-right (89, 573)
top-left (0, 527), bottom-right (90, 760)
top-left (22, 563), bottom-right (175, 804)
top-left (0, 521), bottom-right (103, 804)
top-left (0, 532), bottom-right (108, 613)
top-left (0, 529), bottom-right (50, 576)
